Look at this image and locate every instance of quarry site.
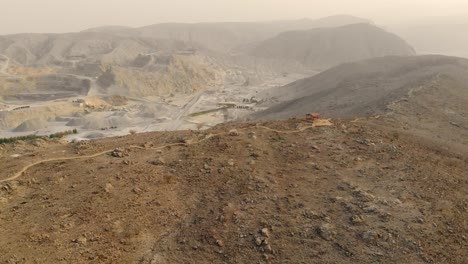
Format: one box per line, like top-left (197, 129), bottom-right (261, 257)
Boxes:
top-left (0, 5), bottom-right (467, 264)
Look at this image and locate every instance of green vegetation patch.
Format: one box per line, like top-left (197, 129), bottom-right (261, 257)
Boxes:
top-left (0, 129), bottom-right (78, 144)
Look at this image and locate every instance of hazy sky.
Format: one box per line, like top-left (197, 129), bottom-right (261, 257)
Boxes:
top-left (2, 0), bottom-right (468, 34)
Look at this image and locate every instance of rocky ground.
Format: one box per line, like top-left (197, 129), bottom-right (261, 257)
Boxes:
top-left (0, 118), bottom-right (466, 263)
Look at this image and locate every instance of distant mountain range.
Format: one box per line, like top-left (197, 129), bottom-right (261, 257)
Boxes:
top-left (84, 15), bottom-right (371, 52)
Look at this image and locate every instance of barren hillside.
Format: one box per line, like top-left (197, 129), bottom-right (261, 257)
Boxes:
top-left (252, 55), bottom-right (468, 152)
top-left (0, 117), bottom-right (466, 263)
top-left (253, 55), bottom-right (467, 117)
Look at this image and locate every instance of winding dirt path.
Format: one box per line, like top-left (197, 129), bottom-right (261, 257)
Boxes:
top-left (0, 121), bottom-right (331, 184)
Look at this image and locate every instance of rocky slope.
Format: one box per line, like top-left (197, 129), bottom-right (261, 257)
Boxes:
top-left (249, 23), bottom-right (415, 70)
top-left (0, 117), bottom-right (466, 263)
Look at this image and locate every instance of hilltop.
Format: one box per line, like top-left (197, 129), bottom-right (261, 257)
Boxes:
top-left (0, 117), bottom-right (466, 263)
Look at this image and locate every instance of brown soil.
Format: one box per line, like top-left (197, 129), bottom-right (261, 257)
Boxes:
top-left (0, 118), bottom-right (466, 263)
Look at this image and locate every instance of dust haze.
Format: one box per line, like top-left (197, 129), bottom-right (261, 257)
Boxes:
top-left (2, 0), bottom-right (468, 34)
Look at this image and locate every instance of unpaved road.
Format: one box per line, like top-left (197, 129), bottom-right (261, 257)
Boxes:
top-left (164, 90), bottom-right (214, 130)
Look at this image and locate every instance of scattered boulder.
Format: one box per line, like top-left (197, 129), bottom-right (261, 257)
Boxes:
top-left (354, 189), bottom-right (376, 202)
top-left (111, 149), bottom-right (124, 158)
top-left (317, 223), bottom-right (336, 241)
top-left (254, 235), bottom-right (272, 253)
top-left (143, 142), bottom-right (154, 148)
top-left (150, 157), bottom-right (165, 165)
top-left (261, 228), bottom-right (271, 238)
top-left (255, 237), bottom-right (263, 246)
top-left (362, 230), bottom-right (378, 241)
top-left (229, 129), bottom-right (240, 136)
top-left (350, 215), bottom-right (366, 225)
top-left (73, 236), bottom-right (87, 246)
top-left (31, 138), bottom-right (46, 147)
top-left (216, 240), bottom-right (224, 247)
top-left (105, 183), bottom-right (114, 193)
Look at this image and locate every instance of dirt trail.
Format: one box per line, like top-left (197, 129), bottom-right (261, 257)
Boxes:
top-left (0, 122), bottom-right (329, 183)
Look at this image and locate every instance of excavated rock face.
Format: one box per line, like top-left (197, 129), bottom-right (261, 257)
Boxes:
top-left (96, 67), bottom-right (116, 88)
top-left (0, 32), bottom-right (227, 99)
top-left (97, 55), bottom-right (226, 97)
top-left (0, 74), bottom-right (91, 100)
top-left (0, 103), bottom-right (82, 129)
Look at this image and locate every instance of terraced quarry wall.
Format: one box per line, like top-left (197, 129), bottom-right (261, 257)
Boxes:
top-left (98, 55), bottom-right (226, 97)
